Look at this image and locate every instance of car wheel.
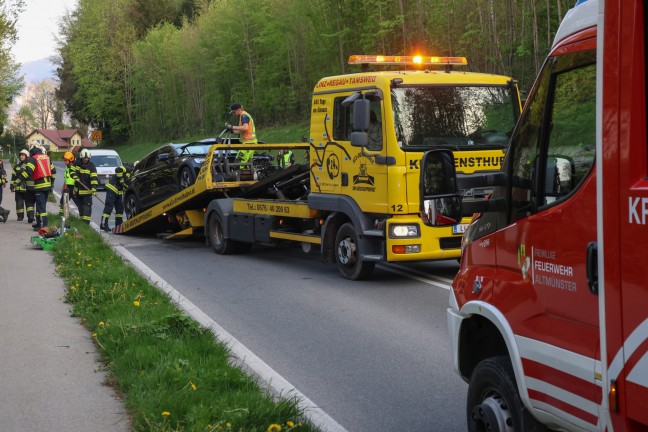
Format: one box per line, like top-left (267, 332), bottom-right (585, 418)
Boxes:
top-left (178, 166), bottom-right (196, 190)
top-left (124, 192), bottom-right (141, 219)
top-left (334, 222), bottom-right (375, 280)
top-left (467, 356), bottom-right (546, 432)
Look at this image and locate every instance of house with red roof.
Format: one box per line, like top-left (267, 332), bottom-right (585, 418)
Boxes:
top-left (25, 129), bottom-right (97, 153)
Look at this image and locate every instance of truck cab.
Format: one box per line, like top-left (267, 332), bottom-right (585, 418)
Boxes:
top-left (431, 0), bottom-right (648, 430)
top-left (306, 56), bottom-right (520, 278)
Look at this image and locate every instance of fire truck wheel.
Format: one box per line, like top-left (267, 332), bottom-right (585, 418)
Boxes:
top-left (467, 356), bottom-right (546, 432)
top-left (178, 166), bottom-right (196, 190)
top-left (208, 212), bottom-right (237, 255)
top-left (334, 222), bottom-right (375, 280)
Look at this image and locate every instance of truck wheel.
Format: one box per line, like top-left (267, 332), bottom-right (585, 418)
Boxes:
top-left (178, 166), bottom-right (196, 190)
top-left (334, 222), bottom-right (375, 280)
top-left (207, 212), bottom-right (237, 255)
top-left (467, 356), bottom-right (546, 432)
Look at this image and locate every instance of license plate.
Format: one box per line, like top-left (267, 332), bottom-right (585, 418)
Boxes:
top-left (453, 224), bottom-right (469, 234)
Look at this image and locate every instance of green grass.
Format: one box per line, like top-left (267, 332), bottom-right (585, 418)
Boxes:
top-left (50, 215), bottom-right (317, 432)
top-left (103, 122), bottom-right (310, 164)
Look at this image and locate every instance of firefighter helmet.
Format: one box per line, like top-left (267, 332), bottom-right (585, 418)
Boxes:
top-left (63, 151), bottom-right (75, 162)
top-left (20, 149), bottom-right (29, 157)
top-left (80, 149), bottom-right (91, 159)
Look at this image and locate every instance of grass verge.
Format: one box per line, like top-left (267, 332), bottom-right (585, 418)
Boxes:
top-left (50, 215), bottom-right (317, 432)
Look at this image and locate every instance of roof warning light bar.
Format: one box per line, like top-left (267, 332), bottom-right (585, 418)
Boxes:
top-left (348, 55), bottom-right (468, 66)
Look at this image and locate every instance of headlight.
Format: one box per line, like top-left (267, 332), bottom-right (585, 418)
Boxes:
top-left (389, 224), bottom-right (420, 238)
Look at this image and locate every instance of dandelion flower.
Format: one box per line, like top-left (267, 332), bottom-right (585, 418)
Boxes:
top-left (133, 300), bottom-right (140, 307)
top-left (287, 421), bottom-right (295, 427)
top-left (92, 333), bottom-right (97, 337)
top-left (99, 322), bottom-right (105, 327)
top-left (267, 424), bottom-right (282, 432)
top-left (190, 381), bottom-right (197, 391)
top-left (162, 411), bottom-right (170, 416)
top-left (87, 263), bottom-right (92, 267)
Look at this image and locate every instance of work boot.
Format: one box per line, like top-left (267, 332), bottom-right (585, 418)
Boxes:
top-left (17, 215), bottom-right (23, 221)
top-left (115, 217), bottom-right (123, 227)
top-left (42, 216), bottom-right (48, 228)
top-left (0, 209), bottom-right (9, 223)
top-left (100, 216), bottom-right (111, 232)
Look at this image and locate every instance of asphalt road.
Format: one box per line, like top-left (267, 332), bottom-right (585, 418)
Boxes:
top-left (53, 165), bottom-right (469, 431)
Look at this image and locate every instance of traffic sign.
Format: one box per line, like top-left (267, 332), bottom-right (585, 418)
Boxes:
top-left (91, 130), bottom-right (102, 141)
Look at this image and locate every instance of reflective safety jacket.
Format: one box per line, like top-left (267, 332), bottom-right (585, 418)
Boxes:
top-left (239, 111), bottom-right (257, 144)
top-left (282, 151), bottom-right (294, 166)
top-left (0, 162), bottom-right (6, 186)
top-left (22, 154), bottom-right (55, 191)
top-left (64, 165), bottom-right (75, 187)
top-left (105, 166), bottom-right (128, 194)
top-left (72, 160), bottom-right (98, 195)
top-left (10, 161), bottom-right (27, 192)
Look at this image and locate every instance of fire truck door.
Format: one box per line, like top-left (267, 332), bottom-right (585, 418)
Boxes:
top-left (494, 51), bottom-right (601, 429)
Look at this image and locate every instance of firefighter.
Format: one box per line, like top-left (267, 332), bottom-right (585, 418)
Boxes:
top-left (225, 103), bottom-right (257, 168)
top-left (21, 144), bottom-right (53, 230)
top-left (279, 149), bottom-right (295, 168)
top-left (100, 164), bottom-right (130, 232)
top-left (72, 148), bottom-right (97, 224)
top-left (0, 157), bottom-right (9, 222)
top-left (59, 151), bottom-right (76, 217)
top-left (10, 149), bottom-right (32, 222)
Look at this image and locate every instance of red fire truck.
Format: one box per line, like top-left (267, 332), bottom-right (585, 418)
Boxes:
top-left (418, 0), bottom-right (648, 430)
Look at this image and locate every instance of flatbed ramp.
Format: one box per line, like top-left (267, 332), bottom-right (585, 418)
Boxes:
top-left (114, 143), bottom-right (309, 236)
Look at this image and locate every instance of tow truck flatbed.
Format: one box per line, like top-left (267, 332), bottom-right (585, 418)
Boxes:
top-left (114, 142), bottom-right (309, 236)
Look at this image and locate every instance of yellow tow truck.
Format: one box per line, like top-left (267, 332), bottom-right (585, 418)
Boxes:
top-left (117, 55), bottom-right (521, 280)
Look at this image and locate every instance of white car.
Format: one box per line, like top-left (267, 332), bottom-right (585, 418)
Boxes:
top-left (90, 149), bottom-right (123, 189)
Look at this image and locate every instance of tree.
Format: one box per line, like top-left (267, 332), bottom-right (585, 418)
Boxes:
top-left (27, 80), bottom-right (57, 128)
top-left (9, 104), bottom-right (34, 136)
top-left (0, 0), bottom-right (25, 126)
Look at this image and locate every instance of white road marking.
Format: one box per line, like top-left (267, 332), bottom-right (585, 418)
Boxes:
top-left (377, 263), bottom-right (453, 290)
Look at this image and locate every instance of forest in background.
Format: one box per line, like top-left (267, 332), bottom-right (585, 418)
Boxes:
top-left (55, 0), bottom-right (576, 145)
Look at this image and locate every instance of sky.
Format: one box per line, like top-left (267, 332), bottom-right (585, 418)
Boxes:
top-left (12, 0), bottom-right (78, 64)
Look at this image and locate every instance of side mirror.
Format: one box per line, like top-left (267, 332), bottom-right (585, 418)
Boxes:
top-left (158, 153), bottom-right (170, 162)
top-left (420, 150), bottom-right (462, 227)
top-left (422, 197), bottom-right (462, 226)
top-left (353, 99), bottom-right (370, 131)
top-left (350, 131), bottom-right (368, 147)
top-left (544, 155), bottom-right (575, 203)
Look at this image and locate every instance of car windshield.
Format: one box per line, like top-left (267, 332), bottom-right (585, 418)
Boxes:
top-left (391, 85), bottom-right (516, 150)
top-left (178, 144), bottom-right (212, 156)
top-left (93, 155), bottom-right (122, 167)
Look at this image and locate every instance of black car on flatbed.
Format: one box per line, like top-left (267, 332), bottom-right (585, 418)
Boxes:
top-left (123, 138), bottom-right (274, 219)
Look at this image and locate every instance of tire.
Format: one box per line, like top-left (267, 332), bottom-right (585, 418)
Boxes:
top-left (467, 356), bottom-right (546, 432)
top-left (124, 192), bottom-right (141, 219)
top-left (334, 222), bottom-right (375, 280)
top-left (207, 212), bottom-right (237, 255)
top-left (178, 166), bottom-right (196, 190)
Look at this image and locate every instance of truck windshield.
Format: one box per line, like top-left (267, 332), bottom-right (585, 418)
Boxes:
top-left (391, 85), bottom-right (516, 150)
